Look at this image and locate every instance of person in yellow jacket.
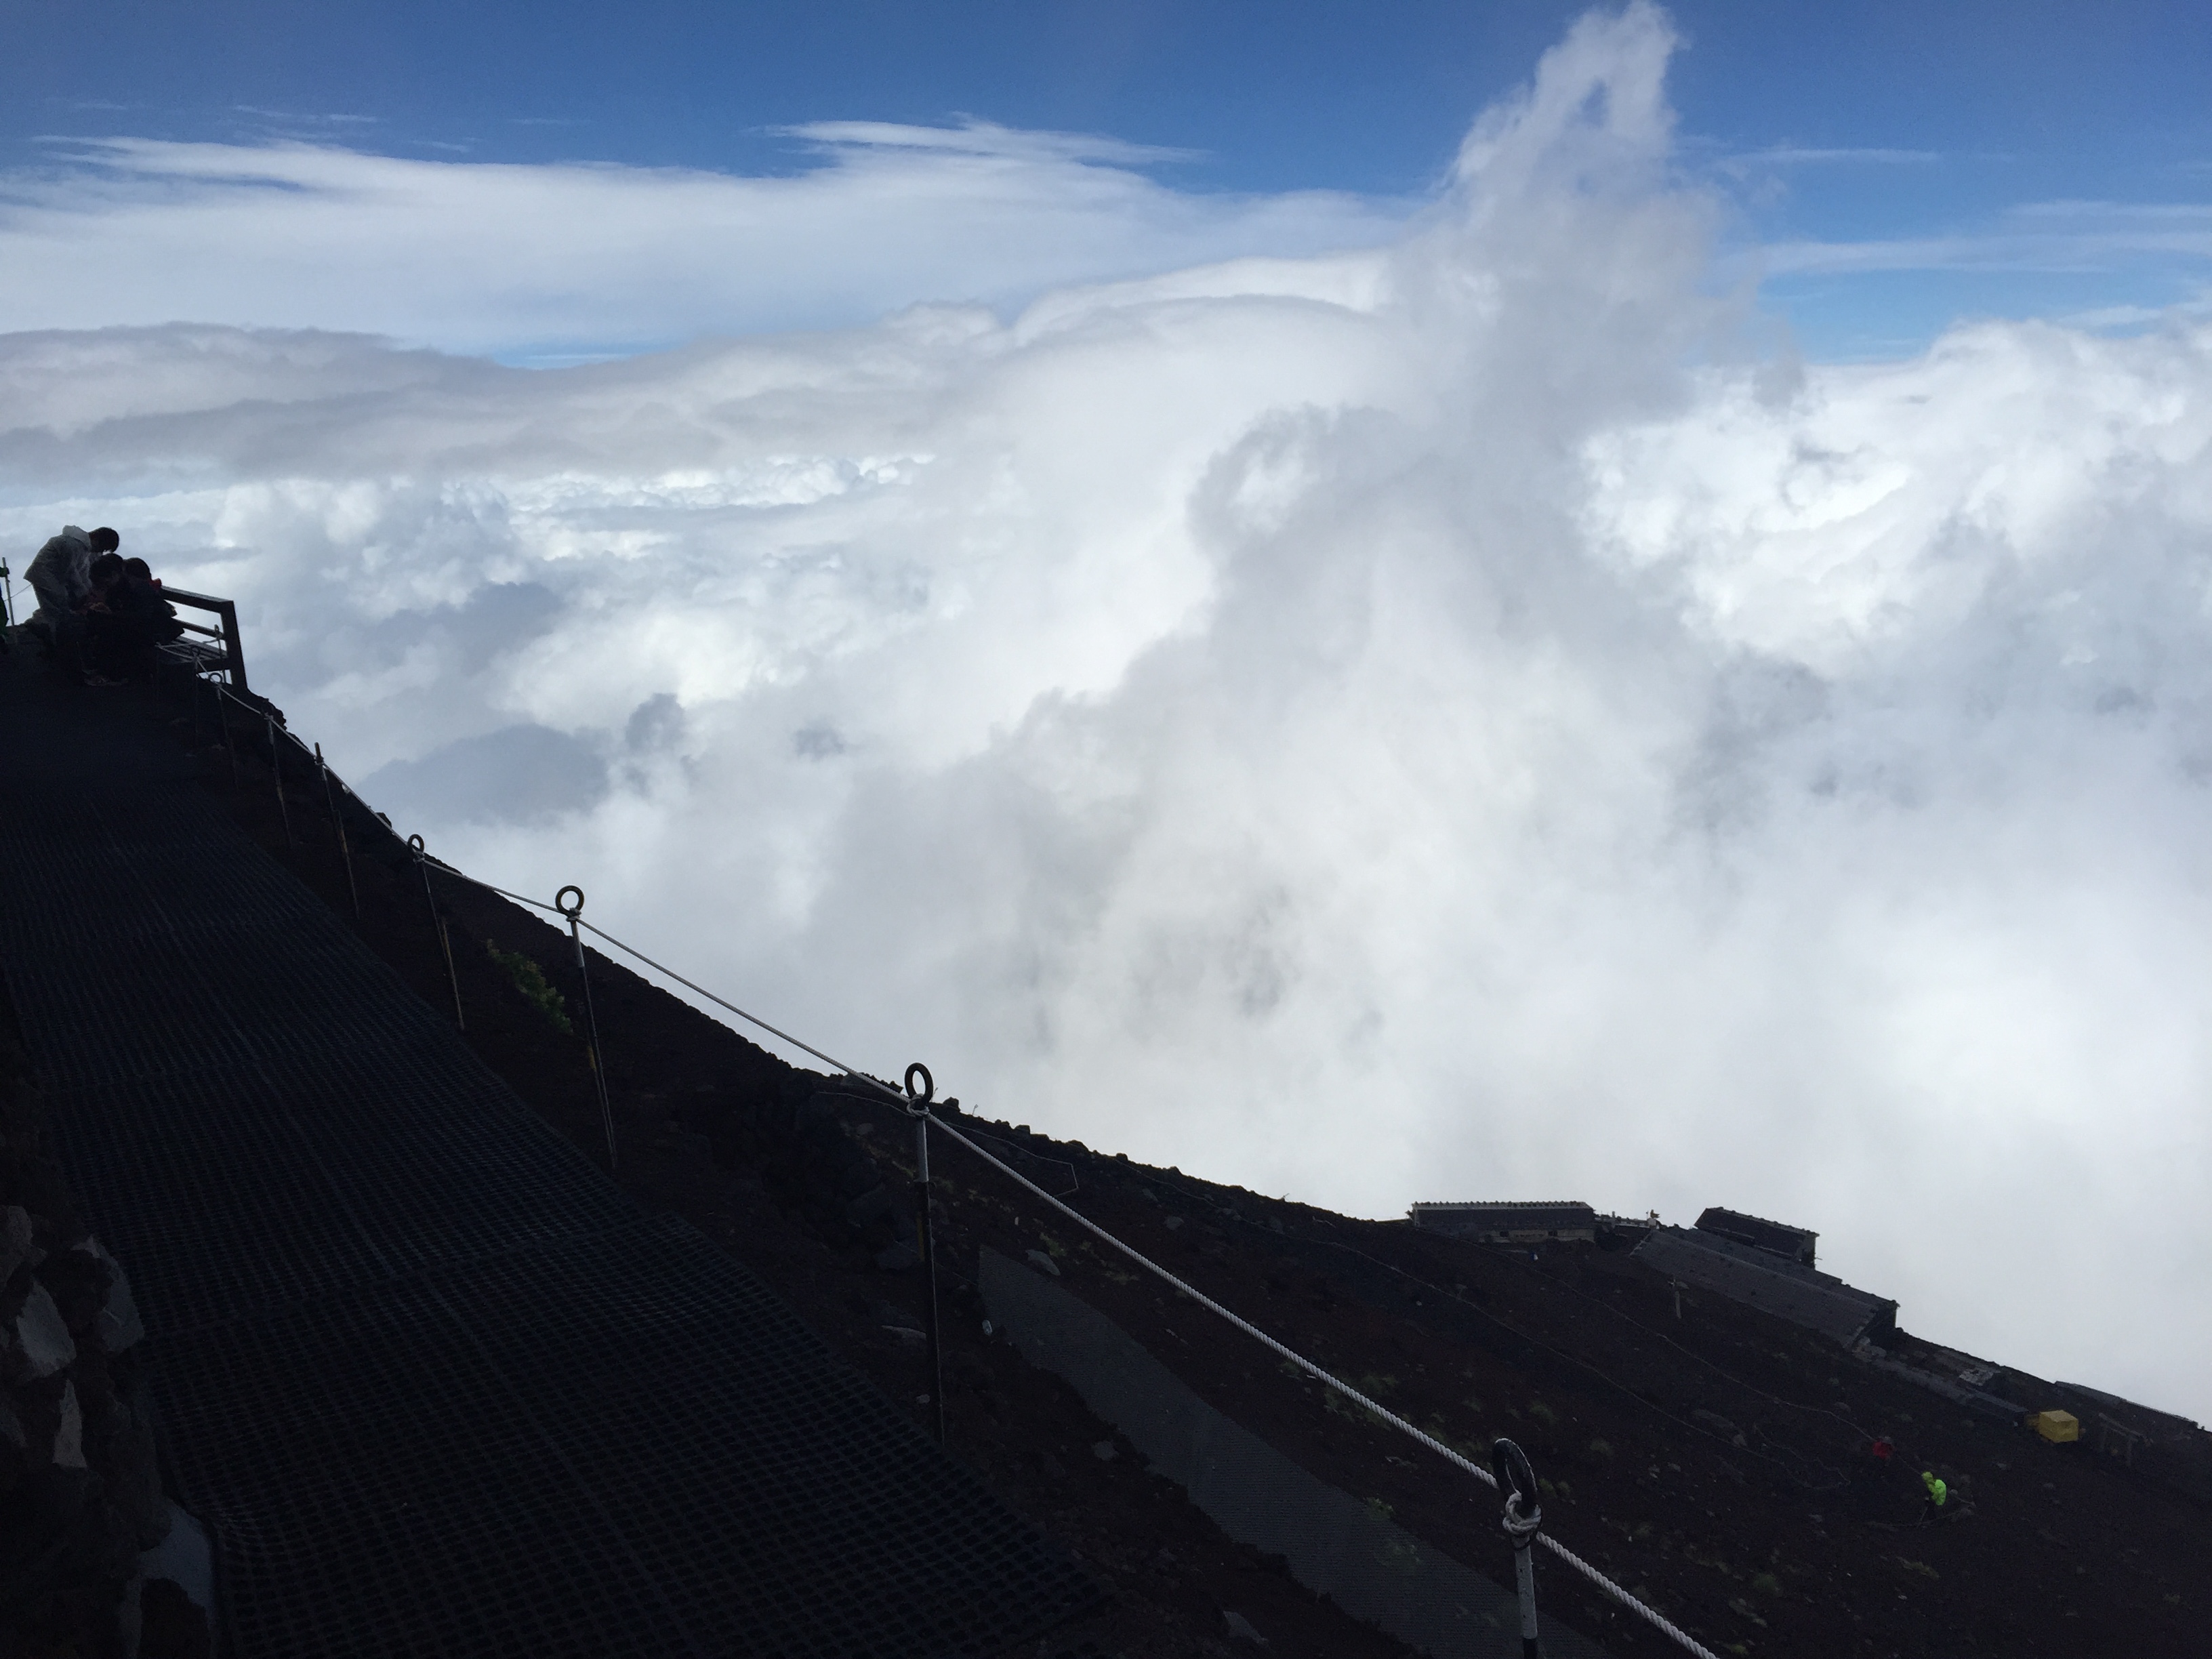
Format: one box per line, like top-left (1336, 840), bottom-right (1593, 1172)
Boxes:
top-left (1920, 1470), bottom-right (1948, 1520)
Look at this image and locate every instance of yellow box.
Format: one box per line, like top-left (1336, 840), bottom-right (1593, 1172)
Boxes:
top-left (2030, 1410), bottom-right (2080, 1443)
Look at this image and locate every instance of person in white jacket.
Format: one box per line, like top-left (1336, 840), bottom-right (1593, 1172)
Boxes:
top-left (24, 525), bottom-right (119, 668)
top-left (27, 525), bottom-right (119, 622)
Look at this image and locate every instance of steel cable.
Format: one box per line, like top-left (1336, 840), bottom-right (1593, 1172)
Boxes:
top-left (574, 918), bottom-right (901, 1094)
top-left (415, 855), bottom-right (573, 920)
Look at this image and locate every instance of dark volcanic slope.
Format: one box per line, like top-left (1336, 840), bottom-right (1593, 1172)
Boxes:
top-left (155, 678), bottom-right (2211, 1658)
top-left (0, 668), bottom-right (1094, 1659)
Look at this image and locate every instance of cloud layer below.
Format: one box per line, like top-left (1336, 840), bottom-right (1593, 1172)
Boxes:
top-left (5, 5), bottom-right (2211, 1419)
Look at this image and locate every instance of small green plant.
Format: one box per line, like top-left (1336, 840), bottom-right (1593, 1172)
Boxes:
top-left (1897, 1558), bottom-right (1939, 1581)
top-left (1587, 1438), bottom-right (1614, 1459)
top-left (1528, 1399), bottom-right (1559, 1427)
top-left (1751, 1573), bottom-right (1782, 1598)
top-left (487, 941), bottom-right (572, 1033)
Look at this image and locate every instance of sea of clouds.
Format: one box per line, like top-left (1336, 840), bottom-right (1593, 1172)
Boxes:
top-left (5, 5), bottom-right (2209, 1417)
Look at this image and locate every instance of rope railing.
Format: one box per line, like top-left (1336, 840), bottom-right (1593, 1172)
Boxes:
top-left (177, 659), bottom-right (1721, 1659)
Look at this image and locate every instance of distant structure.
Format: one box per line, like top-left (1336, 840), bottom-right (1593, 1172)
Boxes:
top-left (1595, 1211), bottom-right (1660, 1248)
top-left (1408, 1201), bottom-right (1597, 1245)
top-left (1696, 1206), bottom-right (1818, 1267)
top-left (1633, 1226), bottom-right (1896, 1348)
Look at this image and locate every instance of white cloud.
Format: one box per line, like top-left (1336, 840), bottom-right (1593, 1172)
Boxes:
top-left (5, 1), bottom-right (2212, 1422)
top-left (0, 127), bottom-right (1404, 359)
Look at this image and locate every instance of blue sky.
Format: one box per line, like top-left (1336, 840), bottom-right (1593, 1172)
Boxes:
top-left (8, 1), bottom-right (2210, 359)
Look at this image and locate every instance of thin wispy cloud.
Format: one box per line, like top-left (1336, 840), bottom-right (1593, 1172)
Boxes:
top-left (231, 106), bottom-right (381, 126)
top-left (1737, 145), bottom-right (1940, 165)
top-left (2057, 286), bottom-right (2212, 329)
top-left (1762, 197), bottom-right (2212, 277)
top-left (779, 118), bottom-right (1203, 167)
top-left (2011, 199), bottom-right (2212, 224)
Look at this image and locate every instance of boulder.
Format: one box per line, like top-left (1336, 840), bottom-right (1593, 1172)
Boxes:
top-left (6, 1280), bottom-right (77, 1381)
top-left (79, 1238), bottom-right (144, 1353)
top-left (1, 1202), bottom-right (33, 1279)
top-left (51, 1378), bottom-right (85, 1469)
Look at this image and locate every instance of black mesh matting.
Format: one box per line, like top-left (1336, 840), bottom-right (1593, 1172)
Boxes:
top-left (47, 1054), bottom-right (641, 1337)
top-left (157, 1216), bottom-right (1094, 1659)
top-left (0, 668), bottom-right (1097, 1656)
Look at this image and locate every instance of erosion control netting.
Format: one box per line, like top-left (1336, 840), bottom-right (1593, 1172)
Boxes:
top-left (163, 1216), bottom-right (1092, 1659)
top-left (0, 670), bottom-right (1098, 1658)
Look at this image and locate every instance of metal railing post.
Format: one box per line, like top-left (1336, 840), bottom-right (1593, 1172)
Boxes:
top-left (215, 689), bottom-right (239, 787)
top-left (316, 743), bottom-right (361, 918)
top-left (410, 837), bottom-right (465, 1029)
top-left (557, 885), bottom-right (618, 1172)
top-left (904, 1063), bottom-right (946, 1444)
top-left (1494, 1438), bottom-right (1545, 1659)
top-left (215, 596), bottom-right (246, 689)
top-left (265, 709), bottom-right (294, 853)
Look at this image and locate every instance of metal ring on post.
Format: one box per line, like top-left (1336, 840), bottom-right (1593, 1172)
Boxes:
top-left (1494, 1438), bottom-right (1542, 1533)
top-left (409, 834), bottom-right (466, 1030)
top-left (1494, 1436), bottom-right (1544, 1658)
top-left (556, 883), bottom-right (617, 1171)
top-left (903, 1059), bottom-right (945, 1443)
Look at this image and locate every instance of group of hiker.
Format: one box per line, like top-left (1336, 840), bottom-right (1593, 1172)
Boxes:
top-left (13, 524), bottom-right (184, 686)
top-left (1869, 1433), bottom-right (1953, 1522)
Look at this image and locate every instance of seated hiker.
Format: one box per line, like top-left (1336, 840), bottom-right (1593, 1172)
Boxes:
top-left (84, 556), bottom-right (182, 684)
top-left (24, 525), bottom-right (120, 671)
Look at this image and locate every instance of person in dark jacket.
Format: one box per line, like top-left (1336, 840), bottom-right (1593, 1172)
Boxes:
top-left (83, 556), bottom-right (180, 684)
